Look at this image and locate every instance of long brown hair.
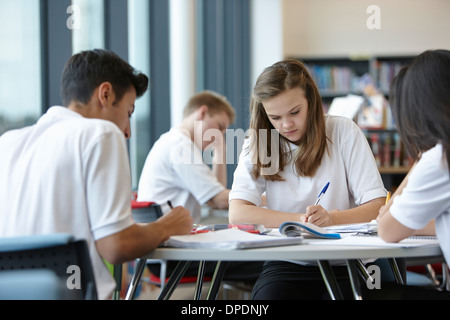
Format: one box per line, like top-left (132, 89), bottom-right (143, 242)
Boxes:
top-left (248, 59), bottom-right (327, 181)
top-left (390, 50), bottom-right (450, 177)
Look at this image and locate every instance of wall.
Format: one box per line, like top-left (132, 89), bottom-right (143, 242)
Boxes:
top-left (283, 0), bottom-right (450, 58)
top-left (250, 0), bottom-right (283, 85)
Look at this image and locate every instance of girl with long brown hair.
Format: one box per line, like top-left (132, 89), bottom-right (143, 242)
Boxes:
top-left (229, 59), bottom-right (386, 299)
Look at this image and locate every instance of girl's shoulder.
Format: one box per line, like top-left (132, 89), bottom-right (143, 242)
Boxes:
top-left (325, 114), bottom-right (358, 129)
top-left (325, 115), bottom-right (361, 139)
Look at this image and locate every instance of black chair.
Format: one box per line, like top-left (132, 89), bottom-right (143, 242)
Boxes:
top-left (0, 234), bottom-right (97, 300)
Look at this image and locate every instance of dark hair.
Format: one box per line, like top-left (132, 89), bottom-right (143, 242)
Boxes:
top-left (61, 49), bottom-right (148, 106)
top-left (389, 50), bottom-right (450, 175)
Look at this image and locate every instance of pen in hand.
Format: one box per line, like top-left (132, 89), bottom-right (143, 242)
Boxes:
top-left (305, 182), bottom-right (330, 223)
top-left (314, 182), bottom-right (330, 205)
top-left (167, 200), bottom-right (174, 209)
top-left (385, 192), bottom-right (391, 205)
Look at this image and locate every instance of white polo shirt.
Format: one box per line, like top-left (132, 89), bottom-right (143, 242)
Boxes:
top-left (230, 115), bottom-right (386, 215)
top-left (390, 144), bottom-right (450, 265)
top-left (138, 128), bottom-right (225, 223)
top-left (0, 107), bottom-right (134, 300)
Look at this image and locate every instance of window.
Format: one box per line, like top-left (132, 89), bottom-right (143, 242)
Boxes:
top-left (71, 0), bottom-right (105, 53)
top-left (128, 0), bottom-right (152, 189)
top-left (0, 0), bottom-right (41, 134)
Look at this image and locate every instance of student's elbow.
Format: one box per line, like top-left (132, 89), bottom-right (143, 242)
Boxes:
top-left (377, 227), bottom-right (399, 243)
top-left (97, 241), bottom-right (129, 265)
top-left (377, 215), bottom-right (408, 243)
top-left (228, 199), bottom-right (249, 224)
top-left (101, 250), bottom-right (127, 265)
top-left (95, 226), bottom-right (144, 265)
top-left (207, 190), bottom-right (230, 210)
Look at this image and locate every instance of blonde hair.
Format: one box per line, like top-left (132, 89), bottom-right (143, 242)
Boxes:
top-left (183, 90), bottom-right (235, 124)
top-left (249, 59), bottom-right (328, 181)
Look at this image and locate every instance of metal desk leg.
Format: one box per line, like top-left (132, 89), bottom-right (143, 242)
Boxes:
top-left (442, 262), bottom-right (450, 291)
top-left (157, 261), bottom-right (191, 300)
top-left (206, 261), bottom-right (228, 300)
top-left (346, 260), bottom-right (363, 300)
top-left (317, 260), bottom-right (343, 300)
top-left (125, 258), bottom-right (147, 300)
top-left (388, 258), bottom-right (405, 285)
top-left (356, 259), bottom-right (372, 282)
top-left (194, 261), bottom-right (206, 300)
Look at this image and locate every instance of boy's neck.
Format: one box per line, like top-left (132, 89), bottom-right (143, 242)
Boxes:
top-left (178, 116), bottom-right (196, 142)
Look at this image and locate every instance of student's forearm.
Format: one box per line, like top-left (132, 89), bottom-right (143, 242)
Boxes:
top-left (229, 200), bottom-right (302, 228)
top-left (413, 220), bottom-right (436, 236)
top-left (384, 162), bottom-right (416, 211)
top-left (207, 189), bottom-right (230, 209)
top-left (96, 223), bottom-right (168, 264)
top-left (328, 197), bottom-right (385, 226)
top-left (96, 207), bottom-right (193, 264)
top-left (212, 140), bottom-right (228, 187)
top-left (212, 163), bottom-right (227, 187)
top-left (230, 197), bottom-right (385, 228)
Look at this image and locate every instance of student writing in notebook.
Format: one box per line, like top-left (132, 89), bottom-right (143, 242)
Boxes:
top-left (376, 50), bottom-right (450, 298)
top-left (229, 59), bottom-right (387, 299)
top-left (0, 50), bottom-right (193, 299)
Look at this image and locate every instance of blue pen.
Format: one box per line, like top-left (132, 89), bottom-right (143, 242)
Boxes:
top-left (314, 182), bottom-right (330, 205)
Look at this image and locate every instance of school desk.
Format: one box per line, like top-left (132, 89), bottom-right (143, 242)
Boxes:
top-left (125, 236), bottom-right (443, 300)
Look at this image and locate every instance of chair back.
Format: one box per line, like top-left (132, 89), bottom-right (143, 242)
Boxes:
top-left (0, 234), bottom-right (97, 300)
top-left (131, 201), bottom-right (163, 223)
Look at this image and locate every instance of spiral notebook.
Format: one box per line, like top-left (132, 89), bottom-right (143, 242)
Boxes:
top-left (324, 220), bottom-right (378, 234)
top-left (313, 233), bottom-right (438, 248)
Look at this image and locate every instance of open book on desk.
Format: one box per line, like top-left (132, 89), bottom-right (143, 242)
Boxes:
top-left (279, 220), bottom-right (380, 240)
top-left (161, 228), bottom-right (303, 250)
top-left (279, 221), bottom-right (341, 239)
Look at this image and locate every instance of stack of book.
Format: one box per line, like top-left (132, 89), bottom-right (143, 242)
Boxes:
top-left (305, 64), bottom-right (360, 93)
top-left (375, 60), bottom-right (407, 93)
top-left (364, 130), bottom-right (413, 169)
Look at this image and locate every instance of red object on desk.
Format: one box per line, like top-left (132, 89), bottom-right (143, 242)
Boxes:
top-left (131, 200), bottom-right (156, 209)
top-left (191, 224), bottom-right (265, 234)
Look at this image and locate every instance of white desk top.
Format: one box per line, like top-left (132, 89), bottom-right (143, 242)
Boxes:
top-left (145, 239), bottom-right (442, 262)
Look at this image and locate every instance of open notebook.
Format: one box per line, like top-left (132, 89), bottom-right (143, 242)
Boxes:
top-left (161, 228), bottom-right (303, 250)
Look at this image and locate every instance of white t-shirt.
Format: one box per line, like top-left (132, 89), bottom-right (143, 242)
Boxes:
top-left (138, 128), bottom-right (225, 223)
top-left (391, 144), bottom-right (450, 264)
top-left (0, 107), bottom-right (134, 300)
top-left (230, 115), bottom-right (386, 215)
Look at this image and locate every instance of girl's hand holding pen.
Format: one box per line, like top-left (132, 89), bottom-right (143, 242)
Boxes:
top-left (303, 182), bottom-right (331, 226)
top-left (302, 205), bottom-right (330, 227)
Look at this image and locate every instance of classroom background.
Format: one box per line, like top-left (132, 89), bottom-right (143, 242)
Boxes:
top-left (1, 0), bottom-right (449, 192)
top-left (1, 0), bottom-right (449, 300)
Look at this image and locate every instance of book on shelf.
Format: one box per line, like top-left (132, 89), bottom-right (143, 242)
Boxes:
top-left (305, 64), bottom-right (360, 93)
top-left (375, 60), bottom-right (409, 93)
top-left (364, 130), bottom-right (413, 170)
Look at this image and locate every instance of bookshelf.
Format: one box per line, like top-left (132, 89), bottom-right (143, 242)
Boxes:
top-left (297, 55), bottom-right (414, 105)
top-left (295, 55), bottom-right (416, 190)
top-left (371, 56), bottom-right (414, 95)
top-left (299, 57), bottom-right (370, 112)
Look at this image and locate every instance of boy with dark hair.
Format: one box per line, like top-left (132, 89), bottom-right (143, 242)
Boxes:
top-left (0, 49), bottom-right (193, 299)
